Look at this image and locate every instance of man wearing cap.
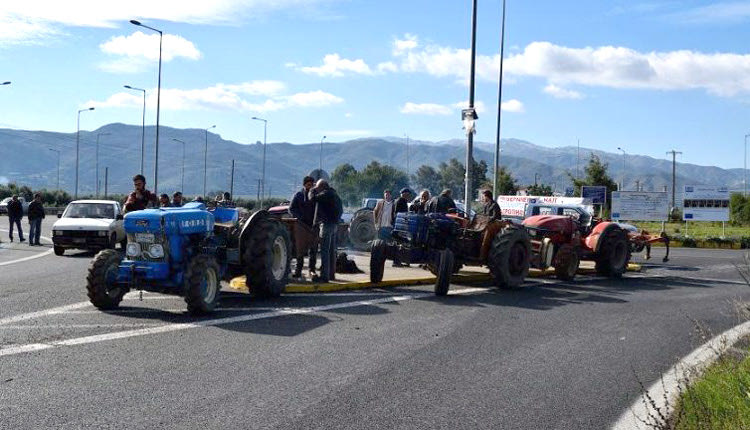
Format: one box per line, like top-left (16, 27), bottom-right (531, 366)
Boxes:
top-left (394, 188), bottom-right (412, 215)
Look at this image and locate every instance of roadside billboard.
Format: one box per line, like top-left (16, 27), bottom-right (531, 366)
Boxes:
top-left (611, 191), bottom-right (669, 221)
top-left (682, 185), bottom-right (730, 221)
top-left (581, 186), bottom-right (607, 205)
top-left (496, 195), bottom-right (591, 218)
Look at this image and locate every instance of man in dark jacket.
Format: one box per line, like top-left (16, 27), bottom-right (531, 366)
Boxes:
top-left (27, 193), bottom-right (45, 246)
top-left (124, 174), bottom-right (158, 213)
top-left (289, 176), bottom-right (317, 278)
top-left (171, 192), bottom-right (184, 207)
top-left (480, 190), bottom-right (502, 221)
top-left (427, 189), bottom-right (457, 214)
top-left (394, 188), bottom-right (412, 215)
top-left (7, 195), bottom-right (25, 242)
top-left (309, 179), bottom-right (342, 283)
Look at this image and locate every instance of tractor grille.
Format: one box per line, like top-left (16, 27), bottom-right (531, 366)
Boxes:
top-left (127, 233), bottom-right (168, 262)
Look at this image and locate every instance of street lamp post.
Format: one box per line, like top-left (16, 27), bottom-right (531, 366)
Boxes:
top-left (319, 135), bottom-right (327, 172)
top-left (744, 134), bottom-right (749, 197)
top-left (96, 132), bottom-right (111, 197)
top-left (252, 117), bottom-right (267, 208)
top-left (463, 0), bottom-right (479, 211)
top-left (124, 85), bottom-right (146, 176)
top-left (493, 0), bottom-right (507, 198)
top-left (617, 147), bottom-right (626, 191)
top-left (405, 134), bottom-right (410, 181)
top-left (172, 138), bottom-right (186, 193)
top-left (75, 107), bottom-right (95, 199)
top-left (203, 125), bottom-right (216, 197)
top-left (48, 148), bottom-right (60, 191)
top-left (130, 20), bottom-right (162, 194)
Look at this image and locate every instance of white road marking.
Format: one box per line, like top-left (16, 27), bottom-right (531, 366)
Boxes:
top-left (0, 323), bottom-right (164, 329)
top-left (0, 229), bottom-right (54, 266)
top-left (65, 307), bottom-right (282, 314)
top-left (0, 286), bottom-right (490, 358)
top-left (611, 319), bottom-right (750, 430)
top-left (0, 302), bottom-right (92, 326)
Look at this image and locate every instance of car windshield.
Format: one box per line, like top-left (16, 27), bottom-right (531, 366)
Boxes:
top-left (64, 203), bottom-right (115, 219)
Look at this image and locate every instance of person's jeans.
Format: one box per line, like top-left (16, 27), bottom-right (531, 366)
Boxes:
top-left (29, 218), bottom-right (42, 244)
top-left (8, 216), bottom-right (23, 241)
top-left (320, 222), bottom-right (337, 281)
top-left (295, 245), bottom-right (318, 275)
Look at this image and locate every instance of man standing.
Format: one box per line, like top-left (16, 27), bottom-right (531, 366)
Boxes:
top-left (289, 176), bottom-right (317, 279)
top-left (373, 189), bottom-right (395, 241)
top-left (171, 192), bottom-right (184, 207)
top-left (7, 195), bottom-right (24, 243)
top-left (309, 179), bottom-right (342, 283)
top-left (27, 193), bottom-right (45, 246)
top-left (124, 174), bottom-right (158, 213)
top-left (392, 188), bottom-right (412, 267)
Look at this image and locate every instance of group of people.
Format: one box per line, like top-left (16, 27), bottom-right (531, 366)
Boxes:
top-left (123, 174), bottom-right (232, 213)
top-left (4, 193), bottom-right (45, 246)
top-left (289, 176), bottom-right (343, 283)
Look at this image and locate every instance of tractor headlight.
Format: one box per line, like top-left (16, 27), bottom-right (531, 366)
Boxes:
top-left (126, 243), bottom-right (141, 257)
top-left (98, 230), bottom-right (108, 237)
top-left (148, 244), bottom-right (164, 259)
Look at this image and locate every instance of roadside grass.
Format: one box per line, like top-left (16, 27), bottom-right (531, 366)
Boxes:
top-left (672, 337), bottom-right (750, 430)
top-left (636, 222), bottom-right (749, 239)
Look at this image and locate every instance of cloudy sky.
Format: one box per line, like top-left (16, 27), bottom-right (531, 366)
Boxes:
top-left (1, 0), bottom-right (749, 168)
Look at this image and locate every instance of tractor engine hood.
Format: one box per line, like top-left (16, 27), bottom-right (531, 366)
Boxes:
top-left (124, 202), bottom-right (214, 235)
top-left (522, 215), bottom-right (576, 235)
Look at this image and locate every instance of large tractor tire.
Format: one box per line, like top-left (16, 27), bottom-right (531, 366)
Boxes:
top-left (243, 218), bottom-right (292, 298)
top-left (487, 227), bottom-right (531, 289)
top-left (595, 227), bottom-right (630, 278)
top-left (434, 248), bottom-right (454, 296)
top-left (370, 239), bottom-right (387, 283)
top-left (184, 254), bottom-right (221, 315)
top-left (86, 249), bottom-right (127, 309)
top-left (553, 244), bottom-right (579, 281)
top-left (349, 209), bottom-right (376, 251)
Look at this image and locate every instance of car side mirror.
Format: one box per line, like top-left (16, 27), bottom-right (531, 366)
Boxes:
top-left (116, 214), bottom-right (124, 220)
top-left (57, 212), bottom-right (62, 218)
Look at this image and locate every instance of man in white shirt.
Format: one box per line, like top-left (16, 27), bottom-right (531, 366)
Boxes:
top-left (373, 189), bottom-right (395, 241)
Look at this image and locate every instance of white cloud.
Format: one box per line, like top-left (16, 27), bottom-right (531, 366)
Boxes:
top-left (393, 34), bottom-right (418, 55)
top-left (84, 81), bottom-right (342, 113)
top-left (543, 84), bottom-right (584, 99)
top-left (98, 31), bottom-right (201, 72)
top-left (0, 0), bottom-right (334, 45)
top-left (501, 99), bottom-right (524, 113)
top-left (400, 102), bottom-right (452, 116)
top-left (298, 53), bottom-right (373, 77)
top-left (376, 61), bottom-right (398, 73)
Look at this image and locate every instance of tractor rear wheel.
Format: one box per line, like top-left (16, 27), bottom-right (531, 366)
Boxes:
top-left (553, 244), bottom-right (579, 281)
top-left (184, 254), bottom-right (220, 315)
top-left (370, 239), bottom-right (387, 283)
top-left (595, 227), bottom-right (630, 278)
top-left (243, 218), bottom-right (291, 298)
top-left (488, 227), bottom-right (531, 289)
top-left (349, 209), bottom-right (376, 251)
top-left (86, 249), bottom-right (127, 309)
top-left (434, 248), bottom-right (454, 296)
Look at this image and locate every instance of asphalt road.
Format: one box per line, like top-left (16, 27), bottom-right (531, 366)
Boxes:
top-left (1, 216), bottom-right (749, 429)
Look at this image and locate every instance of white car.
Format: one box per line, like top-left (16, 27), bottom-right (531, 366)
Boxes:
top-left (52, 200), bottom-right (125, 256)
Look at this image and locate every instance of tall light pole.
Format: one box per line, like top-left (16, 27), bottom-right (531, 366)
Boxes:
top-left (48, 148), bottom-right (60, 191)
top-left (666, 150), bottom-right (683, 216)
top-left (96, 132), bottom-right (111, 197)
top-left (463, 0), bottom-right (479, 210)
top-left (173, 138), bottom-right (186, 193)
top-left (124, 85), bottom-right (146, 176)
top-left (744, 134), bottom-right (749, 197)
top-left (405, 134), bottom-right (410, 181)
top-left (617, 147), bottom-right (626, 191)
top-left (203, 125), bottom-right (216, 197)
top-left (319, 135), bottom-right (327, 172)
top-left (493, 0), bottom-right (507, 198)
top-left (130, 19), bottom-right (162, 194)
top-left (75, 107), bottom-right (95, 199)
top-left (252, 117), bottom-right (267, 208)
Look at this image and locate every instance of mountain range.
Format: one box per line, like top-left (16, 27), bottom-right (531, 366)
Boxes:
top-left (0, 123), bottom-right (744, 200)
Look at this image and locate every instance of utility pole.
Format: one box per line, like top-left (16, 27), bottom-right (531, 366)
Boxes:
top-left (104, 167), bottom-right (109, 199)
top-left (230, 159), bottom-right (235, 198)
top-left (576, 139), bottom-right (580, 180)
top-left (493, 0), bottom-right (507, 198)
top-left (405, 134), bottom-right (410, 181)
top-left (463, 0), bottom-right (479, 209)
top-left (635, 179), bottom-right (640, 192)
top-left (667, 150), bottom-right (682, 214)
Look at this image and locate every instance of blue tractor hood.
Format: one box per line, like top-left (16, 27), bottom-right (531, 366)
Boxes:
top-left (124, 202), bottom-right (214, 235)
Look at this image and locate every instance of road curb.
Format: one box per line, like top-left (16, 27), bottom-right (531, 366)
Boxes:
top-left (228, 263), bottom-right (642, 294)
top-left (611, 319), bottom-right (750, 430)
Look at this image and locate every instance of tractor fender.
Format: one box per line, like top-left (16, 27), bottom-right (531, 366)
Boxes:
top-left (584, 222), bottom-right (621, 253)
top-left (237, 210), bottom-right (271, 262)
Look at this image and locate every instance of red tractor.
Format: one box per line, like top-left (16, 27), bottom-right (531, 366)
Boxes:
top-left (521, 208), bottom-right (631, 281)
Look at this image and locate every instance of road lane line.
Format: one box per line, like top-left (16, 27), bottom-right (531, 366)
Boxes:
top-left (0, 286), bottom-right (490, 358)
top-left (0, 229), bottom-right (54, 266)
top-left (0, 323), bottom-right (165, 329)
top-left (0, 302), bottom-right (92, 326)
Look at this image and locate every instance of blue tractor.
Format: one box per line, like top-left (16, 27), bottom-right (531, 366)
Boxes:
top-left (85, 202), bottom-right (292, 315)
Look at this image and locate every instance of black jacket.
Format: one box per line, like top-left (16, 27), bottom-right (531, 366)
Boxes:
top-left (309, 187), bottom-right (340, 225)
top-left (7, 199), bottom-right (23, 219)
top-left (394, 196), bottom-right (410, 214)
top-left (427, 194), bottom-right (456, 214)
top-left (28, 201), bottom-right (45, 220)
top-left (289, 188), bottom-right (315, 227)
top-left (481, 201), bottom-right (501, 220)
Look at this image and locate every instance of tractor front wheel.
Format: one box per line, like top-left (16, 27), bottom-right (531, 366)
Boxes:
top-left (243, 218), bottom-right (291, 298)
top-left (553, 244), bottom-right (579, 281)
top-left (595, 227), bottom-right (630, 278)
top-left (86, 249), bottom-right (127, 309)
top-left (370, 239), bottom-right (387, 283)
top-left (184, 255), bottom-right (221, 315)
top-left (488, 228), bottom-right (531, 289)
